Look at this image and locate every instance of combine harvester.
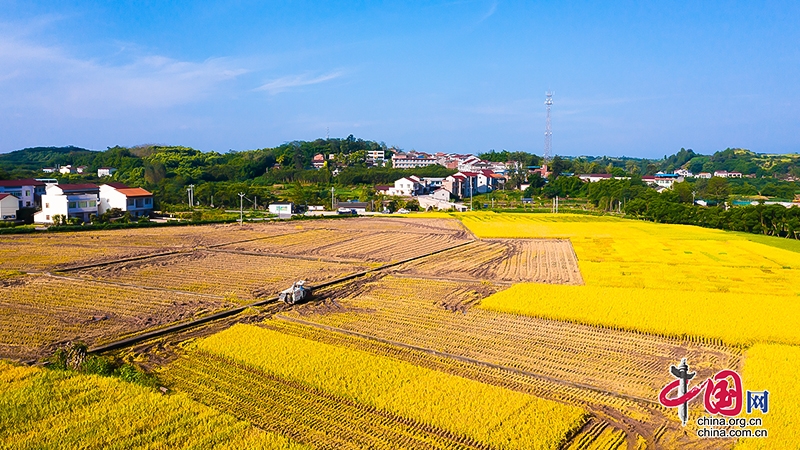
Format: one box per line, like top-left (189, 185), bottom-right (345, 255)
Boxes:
top-left (279, 280), bottom-right (311, 305)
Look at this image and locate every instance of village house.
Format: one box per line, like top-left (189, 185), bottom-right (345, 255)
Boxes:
top-left (713, 171), bottom-right (743, 178)
top-left (443, 172), bottom-right (479, 199)
top-left (312, 154), bottom-right (326, 169)
top-left (0, 179), bottom-right (46, 209)
top-left (386, 176), bottom-right (423, 196)
top-left (431, 188), bottom-right (452, 202)
top-left (35, 183), bottom-right (100, 224)
top-left (649, 173), bottom-right (685, 189)
top-left (0, 194), bottom-right (19, 221)
top-left (98, 183), bottom-right (154, 219)
top-left (97, 167), bottom-right (117, 177)
top-left (268, 202), bottom-right (294, 217)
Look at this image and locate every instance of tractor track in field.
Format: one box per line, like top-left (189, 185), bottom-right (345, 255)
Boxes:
top-left (86, 239), bottom-right (476, 354)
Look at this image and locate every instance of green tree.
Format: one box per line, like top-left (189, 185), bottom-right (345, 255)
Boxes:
top-left (704, 177), bottom-right (731, 203)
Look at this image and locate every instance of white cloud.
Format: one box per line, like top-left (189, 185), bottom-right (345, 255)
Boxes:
top-left (0, 34), bottom-right (247, 116)
top-left (255, 71), bottom-right (344, 95)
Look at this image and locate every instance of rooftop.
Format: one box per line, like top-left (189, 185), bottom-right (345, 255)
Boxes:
top-left (0, 179), bottom-right (46, 187)
top-left (116, 187), bottom-right (152, 198)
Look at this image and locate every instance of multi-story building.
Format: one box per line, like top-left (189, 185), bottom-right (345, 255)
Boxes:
top-left (367, 149), bottom-right (385, 160)
top-left (0, 179), bottom-right (46, 209)
top-left (391, 153), bottom-right (439, 169)
top-left (35, 184), bottom-right (100, 223)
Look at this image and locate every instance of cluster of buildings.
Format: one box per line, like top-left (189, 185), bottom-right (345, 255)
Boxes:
top-left (674, 169), bottom-right (745, 179)
top-left (0, 179), bottom-right (153, 224)
top-left (41, 165), bottom-right (117, 177)
top-left (375, 169), bottom-right (507, 211)
top-left (577, 173), bottom-right (685, 190)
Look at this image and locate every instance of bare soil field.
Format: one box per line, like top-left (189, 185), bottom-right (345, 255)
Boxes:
top-left (0, 222), bottom-right (307, 271)
top-left (0, 274), bottom-right (235, 361)
top-left (218, 227), bottom-right (472, 262)
top-left (73, 250), bottom-right (373, 300)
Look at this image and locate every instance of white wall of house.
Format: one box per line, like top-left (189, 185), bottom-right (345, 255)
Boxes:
top-left (35, 185), bottom-right (99, 223)
top-left (0, 195), bottom-right (19, 220)
top-left (97, 168), bottom-right (117, 177)
top-left (99, 185), bottom-right (126, 213)
top-left (98, 185), bottom-right (153, 217)
top-left (431, 188), bottom-right (452, 202)
top-left (388, 177), bottom-right (420, 196)
top-left (269, 203), bottom-right (293, 215)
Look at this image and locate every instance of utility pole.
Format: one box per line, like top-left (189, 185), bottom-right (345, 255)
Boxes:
top-left (331, 187), bottom-right (335, 211)
top-left (187, 184), bottom-right (195, 208)
top-left (469, 177), bottom-right (473, 211)
top-left (238, 192), bottom-right (245, 224)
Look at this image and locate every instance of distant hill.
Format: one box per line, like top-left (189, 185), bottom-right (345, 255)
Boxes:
top-left (0, 146), bottom-right (97, 169)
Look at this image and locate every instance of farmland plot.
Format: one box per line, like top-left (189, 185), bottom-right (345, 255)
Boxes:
top-left (395, 239), bottom-right (583, 284)
top-left (0, 274), bottom-right (234, 361)
top-left (163, 324), bottom-right (586, 450)
top-left (220, 227), bottom-right (470, 263)
top-left (0, 222), bottom-right (305, 271)
top-left (0, 361), bottom-right (302, 449)
top-left (309, 216), bottom-right (472, 237)
top-left (73, 250), bottom-right (372, 300)
top-left (280, 275), bottom-right (741, 403)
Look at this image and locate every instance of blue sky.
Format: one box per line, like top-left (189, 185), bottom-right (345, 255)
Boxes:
top-left (1, 1), bottom-right (799, 158)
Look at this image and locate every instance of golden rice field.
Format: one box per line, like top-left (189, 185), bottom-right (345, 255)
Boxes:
top-left (280, 275), bottom-right (740, 405)
top-left (176, 323), bottom-right (587, 450)
top-left (0, 361), bottom-right (306, 450)
top-left (3, 214), bottom-right (799, 448)
top-left (457, 212), bottom-right (800, 346)
top-left (736, 344), bottom-right (800, 449)
top-left (447, 212), bottom-right (800, 447)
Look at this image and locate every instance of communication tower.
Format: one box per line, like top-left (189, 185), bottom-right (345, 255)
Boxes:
top-left (544, 91), bottom-right (553, 165)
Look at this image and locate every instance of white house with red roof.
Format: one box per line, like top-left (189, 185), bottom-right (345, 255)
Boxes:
top-left (312, 153), bottom-right (326, 169)
top-left (35, 183), bottom-right (100, 223)
top-left (0, 194), bottom-right (19, 221)
top-left (387, 176), bottom-right (423, 196)
top-left (99, 183), bottom-right (154, 218)
top-left (443, 172), bottom-right (480, 199)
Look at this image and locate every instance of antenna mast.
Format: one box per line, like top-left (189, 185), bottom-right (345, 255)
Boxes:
top-left (544, 91), bottom-right (553, 166)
